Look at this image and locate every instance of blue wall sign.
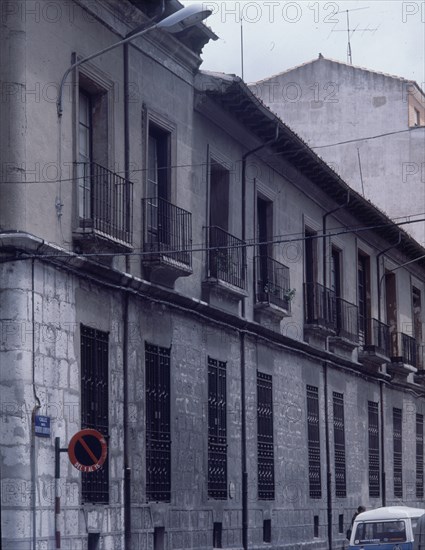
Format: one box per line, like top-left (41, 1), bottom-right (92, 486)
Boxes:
top-left (34, 415), bottom-right (51, 437)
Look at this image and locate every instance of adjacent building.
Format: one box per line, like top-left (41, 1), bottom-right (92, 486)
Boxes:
top-left (2, 2), bottom-right (425, 549)
top-left (251, 55), bottom-right (425, 245)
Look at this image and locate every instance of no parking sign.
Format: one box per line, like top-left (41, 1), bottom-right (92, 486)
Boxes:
top-left (67, 429), bottom-right (107, 473)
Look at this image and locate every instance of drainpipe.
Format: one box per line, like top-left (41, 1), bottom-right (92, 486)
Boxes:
top-left (240, 332), bottom-right (248, 550)
top-left (123, 292), bottom-right (131, 549)
top-left (380, 381), bottom-right (386, 506)
top-left (323, 362), bottom-right (332, 550)
top-left (240, 123), bottom-right (279, 549)
top-left (31, 258), bottom-right (41, 550)
top-left (122, 6), bottom-right (165, 541)
top-left (322, 191), bottom-right (350, 289)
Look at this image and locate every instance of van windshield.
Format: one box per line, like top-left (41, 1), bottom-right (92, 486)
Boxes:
top-left (353, 521), bottom-right (407, 544)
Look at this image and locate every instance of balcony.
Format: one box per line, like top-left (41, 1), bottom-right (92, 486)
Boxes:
top-left (206, 226), bottom-right (246, 290)
top-left (74, 162), bottom-right (133, 250)
top-left (203, 226), bottom-right (247, 310)
top-left (141, 198), bottom-right (192, 287)
top-left (304, 282), bottom-right (337, 333)
top-left (358, 318), bottom-right (391, 368)
top-left (304, 283), bottom-right (359, 352)
top-left (335, 298), bottom-right (359, 343)
top-left (255, 256), bottom-right (291, 318)
top-left (388, 332), bottom-right (417, 379)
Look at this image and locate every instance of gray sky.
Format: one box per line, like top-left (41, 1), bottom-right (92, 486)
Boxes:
top-left (183, 1), bottom-right (425, 86)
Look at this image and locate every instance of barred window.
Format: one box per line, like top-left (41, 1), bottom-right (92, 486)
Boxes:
top-left (417, 413), bottom-right (424, 499)
top-left (333, 392), bottom-right (346, 497)
top-left (257, 372), bottom-right (275, 500)
top-left (81, 325), bottom-right (109, 504)
top-left (307, 385), bottom-right (322, 499)
top-left (393, 408), bottom-right (403, 499)
top-left (208, 357), bottom-right (227, 499)
top-left (145, 343), bottom-right (171, 502)
top-left (368, 401), bottom-right (380, 498)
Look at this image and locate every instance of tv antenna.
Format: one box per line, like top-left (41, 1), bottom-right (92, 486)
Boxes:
top-left (331, 7), bottom-right (377, 65)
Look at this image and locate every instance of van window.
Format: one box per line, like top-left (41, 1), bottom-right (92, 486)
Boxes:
top-left (354, 521), bottom-right (406, 544)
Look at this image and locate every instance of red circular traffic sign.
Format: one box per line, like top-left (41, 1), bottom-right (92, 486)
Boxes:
top-left (68, 429), bottom-right (107, 473)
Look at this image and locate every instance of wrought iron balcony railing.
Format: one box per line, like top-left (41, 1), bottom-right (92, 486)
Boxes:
top-left (76, 162), bottom-right (133, 245)
top-left (207, 226), bottom-right (246, 289)
top-left (367, 318), bottom-right (391, 357)
top-left (304, 283), bottom-right (359, 343)
top-left (336, 297), bottom-right (359, 343)
top-left (391, 332), bottom-right (417, 367)
top-left (142, 198), bottom-right (192, 268)
top-left (304, 282), bottom-right (336, 330)
top-left (255, 256), bottom-right (291, 311)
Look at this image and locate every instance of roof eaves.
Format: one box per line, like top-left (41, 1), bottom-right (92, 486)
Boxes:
top-left (198, 72), bottom-right (425, 263)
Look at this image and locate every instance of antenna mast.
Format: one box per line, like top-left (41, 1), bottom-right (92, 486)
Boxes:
top-left (240, 14), bottom-right (244, 80)
top-left (331, 7), bottom-right (377, 65)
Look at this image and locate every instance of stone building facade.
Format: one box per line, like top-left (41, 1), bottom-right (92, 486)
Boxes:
top-left (250, 55), bottom-right (425, 245)
top-left (2, 2), bottom-right (425, 550)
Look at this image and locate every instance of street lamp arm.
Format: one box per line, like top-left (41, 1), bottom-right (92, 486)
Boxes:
top-left (57, 23), bottom-right (159, 117)
top-left (56, 3), bottom-right (212, 117)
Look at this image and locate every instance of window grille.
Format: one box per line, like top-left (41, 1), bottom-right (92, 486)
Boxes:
top-left (257, 372), bottom-right (275, 500)
top-left (307, 385), bottom-right (322, 498)
top-left (81, 325), bottom-right (109, 504)
top-left (417, 413), bottom-right (424, 499)
top-left (145, 343), bottom-right (171, 502)
top-left (393, 408), bottom-right (403, 498)
top-left (368, 401), bottom-right (380, 498)
top-left (333, 392), bottom-right (346, 497)
top-left (208, 357), bottom-right (227, 499)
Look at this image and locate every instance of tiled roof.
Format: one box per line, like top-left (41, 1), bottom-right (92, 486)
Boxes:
top-left (252, 55), bottom-right (424, 96)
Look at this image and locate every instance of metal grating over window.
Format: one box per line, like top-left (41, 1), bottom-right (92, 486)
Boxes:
top-left (81, 325), bottom-right (109, 504)
top-left (307, 385), bottom-right (322, 499)
top-left (333, 392), bottom-right (346, 497)
top-left (417, 413), bottom-right (424, 499)
top-left (368, 401), bottom-right (380, 498)
top-left (145, 343), bottom-right (171, 502)
top-left (257, 372), bottom-right (275, 500)
top-left (393, 408), bottom-right (403, 499)
top-left (208, 357), bottom-right (227, 500)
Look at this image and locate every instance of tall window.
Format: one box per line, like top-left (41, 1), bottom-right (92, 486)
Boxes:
top-left (333, 392), bottom-right (346, 497)
top-left (147, 124), bottom-right (170, 245)
top-left (393, 408), bottom-right (403, 498)
top-left (145, 343), bottom-right (171, 502)
top-left (385, 272), bottom-right (397, 347)
top-left (78, 90), bottom-right (92, 219)
top-left (208, 357), bottom-right (227, 499)
top-left (417, 413), bottom-right (424, 499)
top-left (307, 385), bottom-right (322, 499)
top-left (358, 252), bottom-right (371, 345)
top-left (77, 84), bottom-right (108, 221)
top-left (413, 287), bottom-right (422, 368)
top-left (368, 401), bottom-right (380, 498)
top-left (257, 372), bottom-right (275, 500)
top-left (81, 325), bottom-right (109, 503)
top-left (210, 161), bottom-right (229, 232)
top-left (304, 228), bottom-right (318, 323)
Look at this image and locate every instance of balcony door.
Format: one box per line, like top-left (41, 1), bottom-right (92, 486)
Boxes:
top-left (358, 252), bottom-right (371, 345)
top-left (208, 161), bottom-right (230, 279)
top-left (385, 272), bottom-right (397, 355)
top-left (413, 287), bottom-right (422, 367)
top-left (257, 197), bottom-right (273, 290)
top-left (78, 90), bottom-right (93, 219)
top-left (147, 125), bottom-right (170, 247)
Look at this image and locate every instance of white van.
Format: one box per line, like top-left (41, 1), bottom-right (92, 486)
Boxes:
top-left (349, 506), bottom-right (425, 550)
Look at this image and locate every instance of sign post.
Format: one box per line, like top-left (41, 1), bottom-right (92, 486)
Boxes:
top-left (54, 430), bottom-right (108, 549)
